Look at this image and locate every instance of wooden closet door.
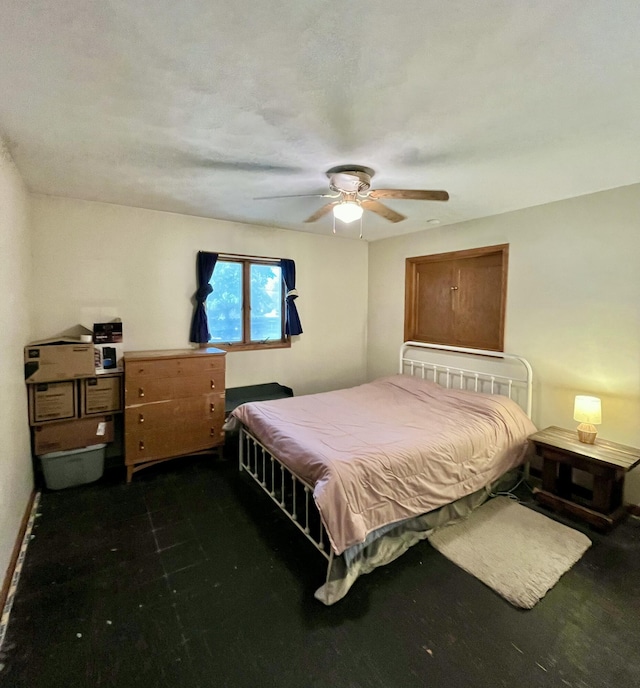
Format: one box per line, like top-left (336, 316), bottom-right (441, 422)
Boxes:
top-left (413, 261), bottom-right (455, 345)
top-left (405, 244), bottom-right (507, 351)
top-left (453, 251), bottom-right (505, 350)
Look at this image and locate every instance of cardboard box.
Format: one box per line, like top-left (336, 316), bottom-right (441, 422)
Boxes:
top-left (93, 322), bottom-right (124, 374)
top-left (32, 415), bottom-right (114, 455)
top-left (81, 375), bottom-right (123, 416)
top-left (94, 344), bottom-right (124, 374)
top-left (28, 381), bottom-right (78, 425)
top-left (93, 321), bottom-right (123, 345)
top-left (24, 342), bottom-right (95, 383)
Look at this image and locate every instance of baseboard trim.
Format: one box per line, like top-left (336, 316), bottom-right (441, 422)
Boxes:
top-left (0, 490), bottom-right (39, 649)
top-left (628, 504), bottom-right (640, 518)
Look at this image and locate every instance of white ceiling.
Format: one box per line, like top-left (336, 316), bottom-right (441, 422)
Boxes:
top-left (2, 1), bottom-right (640, 241)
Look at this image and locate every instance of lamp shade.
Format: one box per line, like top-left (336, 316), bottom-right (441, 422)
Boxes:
top-left (333, 201), bottom-right (363, 223)
top-left (573, 395), bottom-right (602, 425)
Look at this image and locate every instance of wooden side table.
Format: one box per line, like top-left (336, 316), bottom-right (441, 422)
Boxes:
top-left (529, 426), bottom-right (640, 530)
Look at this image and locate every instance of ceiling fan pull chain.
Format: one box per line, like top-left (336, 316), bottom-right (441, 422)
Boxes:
top-left (332, 214), bottom-right (336, 235)
top-left (359, 215), bottom-right (363, 240)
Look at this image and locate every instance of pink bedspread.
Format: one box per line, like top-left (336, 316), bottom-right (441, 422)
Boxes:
top-left (232, 375), bottom-right (537, 555)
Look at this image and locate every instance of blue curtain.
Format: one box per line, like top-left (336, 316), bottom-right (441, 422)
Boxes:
top-left (281, 259), bottom-right (303, 336)
top-left (189, 251), bottom-right (218, 343)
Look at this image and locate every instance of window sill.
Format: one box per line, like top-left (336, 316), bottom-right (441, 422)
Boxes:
top-left (200, 339), bottom-right (291, 353)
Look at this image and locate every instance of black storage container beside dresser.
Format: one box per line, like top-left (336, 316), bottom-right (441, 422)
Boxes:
top-left (225, 383), bottom-right (294, 415)
top-left (224, 382), bottom-right (294, 455)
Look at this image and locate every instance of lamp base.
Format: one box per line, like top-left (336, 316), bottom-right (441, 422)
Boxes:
top-left (577, 423), bottom-right (597, 444)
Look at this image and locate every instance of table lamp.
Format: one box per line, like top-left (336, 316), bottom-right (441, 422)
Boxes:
top-left (573, 395), bottom-right (601, 444)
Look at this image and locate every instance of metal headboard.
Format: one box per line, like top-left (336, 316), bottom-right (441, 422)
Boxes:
top-left (399, 341), bottom-right (533, 418)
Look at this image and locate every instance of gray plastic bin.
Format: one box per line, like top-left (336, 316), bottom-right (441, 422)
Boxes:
top-left (39, 443), bottom-right (106, 490)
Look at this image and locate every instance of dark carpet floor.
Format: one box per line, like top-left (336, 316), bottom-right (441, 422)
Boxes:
top-left (1, 454), bottom-right (639, 688)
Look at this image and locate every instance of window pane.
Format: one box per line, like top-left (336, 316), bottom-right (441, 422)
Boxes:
top-left (250, 264), bottom-right (282, 342)
top-left (206, 261), bottom-right (243, 343)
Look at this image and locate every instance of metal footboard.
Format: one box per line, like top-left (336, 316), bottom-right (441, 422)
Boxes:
top-left (238, 426), bottom-right (333, 565)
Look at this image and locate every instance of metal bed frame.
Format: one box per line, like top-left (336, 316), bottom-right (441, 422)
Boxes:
top-left (238, 341), bottom-right (533, 586)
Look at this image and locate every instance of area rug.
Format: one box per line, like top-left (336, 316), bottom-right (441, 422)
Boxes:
top-left (427, 497), bottom-right (592, 609)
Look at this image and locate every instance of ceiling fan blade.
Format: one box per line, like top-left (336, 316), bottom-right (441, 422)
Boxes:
top-left (254, 193), bottom-right (338, 200)
top-left (361, 200), bottom-right (406, 223)
top-left (368, 189), bottom-right (449, 201)
top-left (304, 202), bottom-right (338, 223)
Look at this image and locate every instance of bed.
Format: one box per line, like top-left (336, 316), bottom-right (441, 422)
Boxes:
top-left (229, 341), bottom-right (536, 604)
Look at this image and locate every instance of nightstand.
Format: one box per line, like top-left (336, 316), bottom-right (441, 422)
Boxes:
top-left (529, 426), bottom-right (640, 530)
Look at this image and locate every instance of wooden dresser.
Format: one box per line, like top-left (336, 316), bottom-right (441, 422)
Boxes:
top-left (124, 348), bottom-right (226, 482)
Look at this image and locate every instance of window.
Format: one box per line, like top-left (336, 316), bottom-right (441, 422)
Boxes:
top-left (404, 244), bottom-right (508, 352)
top-left (205, 256), bottom-right (289, 351)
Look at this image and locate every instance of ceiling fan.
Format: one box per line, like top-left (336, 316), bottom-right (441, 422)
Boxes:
top-left (255, 165), bottom-right (449, 224)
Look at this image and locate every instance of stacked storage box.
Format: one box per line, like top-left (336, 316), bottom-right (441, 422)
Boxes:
top-left (25, 339), bottom-right (123, 489)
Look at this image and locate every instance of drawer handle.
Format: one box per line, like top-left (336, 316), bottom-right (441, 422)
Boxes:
top-left (210, 403), bottom-right (215, 413)
top-left (138, 414), bottom-right (144, 424)
top-left (138, 368), bottom-right (144, 374)
top-left (138, 387), bottom-right (145, 398)
top-left (210, 427), bottom-right (216, 437)
top-left (210, 380), bottom-right (215, 389)
top-left (139, 440), bottom-right (145, 451)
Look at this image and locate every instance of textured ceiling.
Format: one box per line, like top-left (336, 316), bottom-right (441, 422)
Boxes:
top-left (1, 1), bottom-right (640, 241)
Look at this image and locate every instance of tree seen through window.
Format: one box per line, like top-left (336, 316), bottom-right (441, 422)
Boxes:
top-left (206, 260), bottom-right (283, 345)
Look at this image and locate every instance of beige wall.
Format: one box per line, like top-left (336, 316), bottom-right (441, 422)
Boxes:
top-left (21, 185), bottom-right (640, 510)
top-left (30, 196), bottom-right (369, 396)
top-left (0, 143), bottom-right (33, 583)
top-left (368, 184), bottom-right (640, 504)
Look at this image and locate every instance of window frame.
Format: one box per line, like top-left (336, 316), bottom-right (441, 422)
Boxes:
top-left (202, 254), bottom-right (291, 352)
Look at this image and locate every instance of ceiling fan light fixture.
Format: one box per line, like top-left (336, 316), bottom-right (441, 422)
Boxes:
top-left (333, 201), bottom-right (363, 223)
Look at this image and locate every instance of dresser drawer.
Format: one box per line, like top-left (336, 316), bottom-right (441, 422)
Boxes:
top-left (125, 422), bottom-right (225, 465)
top-left (126, 358), bottom-right (177, 379)
top-left (125, 376), bottom-right (174, 406)
top-left (172, 372), bottom-right (225, 398)
top-left (125, 372), bottom-right (225, 406)
top-left (125, 394), bottom-right (225, 431)
top-left (126, 355), bottom-right (224, 380)
top-left (175, 356), bottom-right (225, 377)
